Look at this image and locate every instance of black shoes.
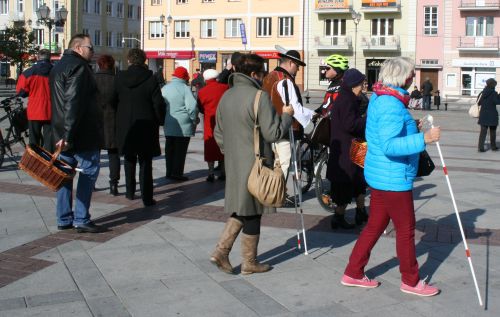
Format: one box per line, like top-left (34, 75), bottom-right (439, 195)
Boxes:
top-left (143, 199), bottom-right (157, 207)
top-left (110, 182), bottom-right (118, 196)
top-left (57, 224), bottom-right (73, 230)
top-left (74, 222), bottom-right (103, 233)
top-left (169, 175), bottom-right (189, 182)
top-left (206, 174), bottom-right (215, 182)
top-left (126, 193), bottom-right (135, 200)
top-left (331, 214), bottom-right (355, 230)
top-left (492, 147), bottom-right (498, 152)
top-left (218, 174), bottom-right (226, 181)
top-left (355, 207), bottom-right (369, 226)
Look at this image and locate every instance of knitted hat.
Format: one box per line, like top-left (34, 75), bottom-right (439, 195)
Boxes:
top-left (172, 66), bottom-right (190, 81)
top-left (342, 69), bottom-right (366, 88)
top-left (203, 69), bottom-right (219, 81)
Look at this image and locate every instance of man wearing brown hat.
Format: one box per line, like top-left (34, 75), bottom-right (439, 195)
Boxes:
top-left (262, 49), bottom-right (313, 206)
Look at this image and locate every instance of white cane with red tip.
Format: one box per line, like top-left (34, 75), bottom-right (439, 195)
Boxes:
top-left (424, 115), bottom-right (483, 306)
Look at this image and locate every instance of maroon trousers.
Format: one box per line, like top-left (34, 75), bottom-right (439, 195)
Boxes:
top-left (344, 188), bottom-right (420, 286)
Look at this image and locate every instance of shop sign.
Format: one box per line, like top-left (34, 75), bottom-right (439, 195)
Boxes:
top-left (199, 51), bottom-right (217, 63)
top-left (366, 59), bottom-right (385, 67)
top-left (146, 51), bottom-right (194, 59)
top-left (240, 23), bottom-right (247, 45)
top-left (362, 0), bottom-right (397, 7)
top-left (451, 59), bottom-right (500, 68)
top-left (315, 0), bottom-right (350, 10)
top-left (254, 51), bottom-right (280, 59)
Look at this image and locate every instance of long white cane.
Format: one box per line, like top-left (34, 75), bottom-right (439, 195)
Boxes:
top-left (424, 115), bottom-right (483, 306)
top-left (289, 127), bottom-right (309, 255)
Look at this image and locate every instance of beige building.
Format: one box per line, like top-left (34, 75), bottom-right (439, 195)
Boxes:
top-left (143, 0), bottom-right (305, 88)
top-left (306, 0), bottom-right (417, 91)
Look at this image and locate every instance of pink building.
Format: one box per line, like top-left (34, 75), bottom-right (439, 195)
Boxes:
top-left (417, 0), bottom-right (500, 100)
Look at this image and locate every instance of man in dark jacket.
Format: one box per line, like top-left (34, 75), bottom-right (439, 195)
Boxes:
top-left (50, 34), bottom-right (104, 233)
top-left (113, 48), bottom-right (166, 206)
top-left (421, 77), bottom-right (433, 110)
top-left (16, 49), bottom-right (52, 150)
top-left (217, 52), bottom-right (242, 84)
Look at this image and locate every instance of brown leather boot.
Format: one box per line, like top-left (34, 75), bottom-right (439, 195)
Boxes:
top-left (241, 233), bottom-right (271, 275)
top-left (210, 218), bottom-right (243, 274)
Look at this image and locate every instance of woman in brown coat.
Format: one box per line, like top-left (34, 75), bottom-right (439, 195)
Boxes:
top-left (210, 54), bottom-right (294, 275)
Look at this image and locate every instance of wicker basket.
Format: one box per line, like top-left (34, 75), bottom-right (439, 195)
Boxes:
top-left (350, 139), bottom-right (367, 168)
top-left (19, 145), bottom-right (75, 191)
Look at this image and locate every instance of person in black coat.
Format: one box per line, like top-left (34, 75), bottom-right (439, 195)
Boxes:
top-left (477, 78), bottom-right (500, 152)
top-left (217, 52), bottom-right (242, 84)
top-left (113, 49), bottom-right (166, 206)
top-left (95, 55), bottom-right (120, 196)
top-left (327, 69), bottom-right (368, 229)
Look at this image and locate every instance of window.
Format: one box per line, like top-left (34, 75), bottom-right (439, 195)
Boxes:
top-left (137, 6), bottom-right (141, 19)
top-left (257, 17), bottom-right (271, 37)
top-left (116, 32), bottom-right (123, 47)
top-left (225, 18), bottom-right (242, 37)
top-left (94, 30), bottom-right (101, 46)
top-left (201, 19), bottom-right (216, 38)
top-left (83, 0), bottom-right (89, 13)
top-left (0, 0), bottom-right (7, 14)
top-left (106, 31), bottom-right (113, 46)
top-left (149, 21), bottom-right (164, 38)
top-left (325, 19), bottom-right (346, 36)
top-left (94, 0), bottom-right (101, 14)
top-left (466, 17), bottom-right (494, 36)
top-left (127, 4), bottom-right (133, 18)
top-left (177, 0), bottom-right (187, 3)
top-left (33, 28), bottom-right (44, 45)
top-left (279, 17), bottom-right (293, 37)
top-left (18, 0), bottom-right (24, 12)
top-left (106, 1), bottom-right (112, 16)
top-left (371, 18), bottom-right (394, 36)
top-left (117, 2), bottom-right (123, 18)
top-left (203, 0), bottom-right (215, 2)
top-left (151, 0), bottom-right (161, 4)
top-left (424, 6), bottom-right (438, 35)
top-left (175, 20), bottom-right (190, 38)
top-left (82, 28), bottom-right (89, 35)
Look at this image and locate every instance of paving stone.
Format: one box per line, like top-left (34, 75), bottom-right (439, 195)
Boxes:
top-left (0, 297), bottom-right (26, 311)
top-left (86, 296), bottom-right (131, 317)
top-left (25, 290), bottom-right (83, 307)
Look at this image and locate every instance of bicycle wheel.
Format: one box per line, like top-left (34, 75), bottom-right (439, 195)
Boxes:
top-left (314, 150), bottom-right (335, 213)
top-left (297, 139), bottom-right (314, 194)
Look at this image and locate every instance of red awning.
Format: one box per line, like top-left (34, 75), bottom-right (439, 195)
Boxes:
top-left (146, 51), bottom-right (194, 59)
top-left (254, 51), bottom-right (280, 59)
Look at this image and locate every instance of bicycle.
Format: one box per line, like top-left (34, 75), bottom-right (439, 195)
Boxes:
top-left (0, 95), bottom-right (29, 168)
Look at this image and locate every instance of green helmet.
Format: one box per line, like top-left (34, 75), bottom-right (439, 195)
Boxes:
top-left (325, 54), bottom-right (349, 71)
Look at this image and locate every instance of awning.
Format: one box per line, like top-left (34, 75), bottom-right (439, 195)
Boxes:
top-left (146, 51), bottom-right (194, 59)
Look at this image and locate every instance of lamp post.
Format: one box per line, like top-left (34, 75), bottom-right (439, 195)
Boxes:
top-left (122, 37), bottom-right (142, 48)
top-left (36, 3), bottom-right (68, 56)
top-left (351, 9), bottom-right (361, 69)
top-left (159, 14), bottom-right (173, 51)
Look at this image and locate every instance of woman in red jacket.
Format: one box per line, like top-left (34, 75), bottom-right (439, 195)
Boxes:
top-left (197, 69), bottom-right (229, 181)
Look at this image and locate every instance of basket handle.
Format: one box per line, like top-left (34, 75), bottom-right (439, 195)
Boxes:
top-left (49, 144), bottom-right (63, 166)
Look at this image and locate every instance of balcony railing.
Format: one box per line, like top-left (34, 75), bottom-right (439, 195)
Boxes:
top-left (459, 0), bottom-right (500, 10)
top-left (361, 35), bottom-right (400, 51)
top-left (314, 36), bottom-right (352, 51)
top-left (457, 36), bottom-right (499, 51)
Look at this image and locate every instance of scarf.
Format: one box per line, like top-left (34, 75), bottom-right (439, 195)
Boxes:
top-left (372, 82), bottom-right (410, 106)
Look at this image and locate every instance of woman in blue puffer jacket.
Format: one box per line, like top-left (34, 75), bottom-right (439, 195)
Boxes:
top-left (341, 57), bottom-right (442, 297)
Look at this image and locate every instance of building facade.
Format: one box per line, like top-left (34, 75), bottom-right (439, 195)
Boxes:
top-left (143, 0), bottom-right (305, 87)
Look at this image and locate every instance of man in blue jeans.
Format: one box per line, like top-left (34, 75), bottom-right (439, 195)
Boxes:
top-left (421, 77), bottom-right (433, 110)
top-left (49, 34), bottom-right (104, 233)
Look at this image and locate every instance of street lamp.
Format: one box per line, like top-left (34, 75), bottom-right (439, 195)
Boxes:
top-left (159, 14), bottom-right (173, 50)
top-left (351, 9), bottom-right (361, 69)
top-left (36, 3), bottom-right (68, 56)
top-left (122, 37), bottom-right (142, 48)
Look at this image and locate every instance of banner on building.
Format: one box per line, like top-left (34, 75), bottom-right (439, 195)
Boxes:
top-left (254, 51), bottom-right (280, 59)
top-left (315, 0), bottom-right (350, 9)
top-left (146, 51), bottom-right (194, 59)
top-left (362, 0), bottom-right (397, 7)
top-left (199, 51), bottom-right (217, 63)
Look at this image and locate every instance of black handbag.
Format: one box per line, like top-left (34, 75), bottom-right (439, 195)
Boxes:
top-left (417, 150), bottom-right (435, 177)
top-left (309, 116), bottom-right (330, 146)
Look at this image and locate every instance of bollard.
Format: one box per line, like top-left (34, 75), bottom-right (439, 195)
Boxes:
top-left (445, 102), bottom-right (448, 111)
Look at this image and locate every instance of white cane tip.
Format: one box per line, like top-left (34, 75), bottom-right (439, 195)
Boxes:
top-left (304, 251), bottom-right (309, 255)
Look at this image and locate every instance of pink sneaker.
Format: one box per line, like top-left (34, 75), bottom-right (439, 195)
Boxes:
top-left (341, 274), bottom-right (380, 288)
top-left (400, 277), bottom-right (440, 297)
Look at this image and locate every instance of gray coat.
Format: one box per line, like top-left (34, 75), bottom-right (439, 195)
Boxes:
top-left (215, 73), bottom-right (292, 216)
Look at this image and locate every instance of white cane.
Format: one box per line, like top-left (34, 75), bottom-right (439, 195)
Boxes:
top-left (424, 115), bottom-right (483, 306)
top-left (289, 127), bottom-right (309, 255)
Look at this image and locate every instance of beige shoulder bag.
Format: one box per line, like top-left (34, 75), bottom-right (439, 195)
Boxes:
top-left (247, 90), bottom-right (286, 207)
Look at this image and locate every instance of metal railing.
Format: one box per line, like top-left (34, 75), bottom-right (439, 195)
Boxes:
top-left (314, 36), bottom-right (352, 50)
top-left (458, 36), bottom-right (499, 49)
top-left (460, 0), bottom-right (500, 8)
top-left (361, 35), bottom-right (400, 50)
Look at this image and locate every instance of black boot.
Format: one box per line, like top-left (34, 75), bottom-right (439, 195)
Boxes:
top-left (109, 182), bottom-right (118, 196)
top-left (331, 214), bottom-right (355, 230)
top-left (355, 207), bottom-right (369, 226)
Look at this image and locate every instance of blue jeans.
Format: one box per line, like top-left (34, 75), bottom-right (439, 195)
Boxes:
top-left (56, 150), bottom-right (100, 226)
top-left (423, 95), bottom-right (431, 110)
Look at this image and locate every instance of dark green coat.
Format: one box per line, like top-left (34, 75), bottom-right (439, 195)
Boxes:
top-left (215, 73), bottom-right (292, 216)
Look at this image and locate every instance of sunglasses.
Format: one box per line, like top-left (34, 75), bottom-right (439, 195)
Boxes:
top-left (81, 45), bottom-right (94, 51)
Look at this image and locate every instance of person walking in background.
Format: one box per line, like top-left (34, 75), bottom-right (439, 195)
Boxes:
top-left (197, 69), bottom-right (228, 182)
top-left (477, 78), bottom-right (499, 152)
top-left (95, 55), bottom-right (120, 196)
top-left (154, 66), bottom-right (166, 88)
top-left (433, 90), bottom-right (441, 110)
top-left (191, 68), bottom-right (205, 96)
top-left (50, 34), bottom-right (104, 233)
top-left (161, 66), bottom-right (198, 181)
top-left (113, 49), bottom-right (165, 206)
top-left (421, 77), bottom-right (433, 110)
top-left (342, 57), bottom-right (441, 297)
top-left (16, 49), bottom-right (53, 151)
top-left (409, 86), bottom-right (423, 110)
top-left (217, 52), bottom-right (243, 85)
top-left (210, 54), bottom-right (294, 275)
top-left (327, 69), bottom-right (368, 230)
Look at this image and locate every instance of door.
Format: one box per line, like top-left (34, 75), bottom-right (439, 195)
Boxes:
top-left (420, 70), bottom-right (438, 93)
